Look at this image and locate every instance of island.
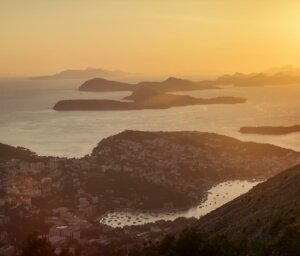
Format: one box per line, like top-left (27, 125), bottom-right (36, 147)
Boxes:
top-left (77, 66), bottom-right (300, 92)
top-left (79, 77), bottom-right (218, 92)
top-left (53, 88), bottom-right (246, 111)
top-left (239, 125), bottom-right (300, 135)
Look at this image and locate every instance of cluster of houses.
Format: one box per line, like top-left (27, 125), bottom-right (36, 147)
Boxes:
top-left (1, 131), bottom-right (300, 255)
top-left (93, 135), bottom-right (300, 203)
top-left (0, 157), bottom-right (97, 255)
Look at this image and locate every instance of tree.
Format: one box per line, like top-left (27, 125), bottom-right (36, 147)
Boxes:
top-left (21, 233), bottom-right (54, 256)
top-left (59, 248), bottom-right (73, 256)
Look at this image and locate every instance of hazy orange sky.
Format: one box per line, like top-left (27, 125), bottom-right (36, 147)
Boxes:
top-left (1, 0), bottom-right (300, 77)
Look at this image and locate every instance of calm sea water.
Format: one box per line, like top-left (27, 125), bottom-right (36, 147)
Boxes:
top-left (1, 78), bottom-right (300, 157)
top-left (100, 180), bottom-right (261, 228)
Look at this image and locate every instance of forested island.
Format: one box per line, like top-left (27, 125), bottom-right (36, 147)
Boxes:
top-left (53, 88), bottom-right (246, 111)
top-left (239, 125), bottom-right (300, 135)
top-left (77, 67), bottom-right (300, 93)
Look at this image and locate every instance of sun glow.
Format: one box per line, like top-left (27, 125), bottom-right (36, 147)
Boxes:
top-left (1, 0), bottom-right (300, 77)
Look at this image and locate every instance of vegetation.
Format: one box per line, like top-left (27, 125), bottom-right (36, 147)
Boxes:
top-left (128, 226), bottom-right (300, 256)
top-left (21, 233), bottom-right (73, 256)
top-left (84, 171), bottom-right (191, 209)
top-left (21, 233), bottom-right (54, 256)
top-left (0, 143), bottom-right (35, 163)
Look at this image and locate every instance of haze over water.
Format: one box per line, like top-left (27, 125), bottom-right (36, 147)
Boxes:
top-left (1, 78), bottom-right (300, 157)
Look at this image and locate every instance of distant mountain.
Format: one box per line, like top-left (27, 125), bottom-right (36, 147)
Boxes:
top-left (264, 65), bottom-right (300, 76)
top-left (30, 68), bottom-right (129, 80)
top-left (79, 77), bottom-right (218, 92)
top-left (215, 68), bottom-right (300, 87)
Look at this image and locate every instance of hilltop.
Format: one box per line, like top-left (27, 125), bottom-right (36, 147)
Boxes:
top-left (90, 130), bottom-right (300, 204)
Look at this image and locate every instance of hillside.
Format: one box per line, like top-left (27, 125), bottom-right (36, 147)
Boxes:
top-left (197, 164), bottom-right (300, 240)
top-left (91, 130), bottom-right (300, 203)
top-left (130, 164), bottom-right (300, 256)
top-left (0, 143), bottom-right (36, 163)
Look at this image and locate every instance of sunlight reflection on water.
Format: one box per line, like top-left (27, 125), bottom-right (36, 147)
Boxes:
top-left (99, 180), bottom-right (261, 228)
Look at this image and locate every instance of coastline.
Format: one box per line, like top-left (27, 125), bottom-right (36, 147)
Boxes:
top-left (97, 178), bottom-right (264, 228)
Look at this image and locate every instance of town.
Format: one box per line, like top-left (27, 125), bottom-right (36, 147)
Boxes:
top-left (1, 130), bottom-right (300, 255)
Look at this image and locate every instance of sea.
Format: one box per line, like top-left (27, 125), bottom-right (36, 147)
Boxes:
top-left (1, 77), bottom-right (300, 157)
top-left (1, 77), bottom-right (299, 226)
top-left (100, 180), bottom-right (261, 227)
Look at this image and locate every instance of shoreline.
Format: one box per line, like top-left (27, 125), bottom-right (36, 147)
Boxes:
top-left (97, 178), bottom-right (264, 228)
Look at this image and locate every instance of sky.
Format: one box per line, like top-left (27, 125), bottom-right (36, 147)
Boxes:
top-left (1, 0), bottom-right (300, 77)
